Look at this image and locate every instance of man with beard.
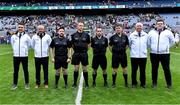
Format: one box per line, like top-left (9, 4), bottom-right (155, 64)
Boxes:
top-left (50, 27), bottom-right (72, 89)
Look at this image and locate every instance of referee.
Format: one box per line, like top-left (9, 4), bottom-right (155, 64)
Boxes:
top-left (11, 22), bottom-right (31, 90)
top-left (148, 19), bottom-right (175, 88)
top-left (50, 27), bottom-right (72, 89)
top-left (31, 25), bottom-right (52, 89)
top-left (71, 22), bottom-right (90, 88)
top-left (129, 22), bottom-right (148, 88)
top-left (109, 24), bottom-right (129, 87)
top-left (91, 27), bottom-right (108, 87)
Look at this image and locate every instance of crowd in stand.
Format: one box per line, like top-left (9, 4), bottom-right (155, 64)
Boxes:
top-left (0, 13), bottom-right (180, 44)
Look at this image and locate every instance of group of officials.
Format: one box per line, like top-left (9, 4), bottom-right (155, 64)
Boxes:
top-left (10, 19), bottom-right (178, 90)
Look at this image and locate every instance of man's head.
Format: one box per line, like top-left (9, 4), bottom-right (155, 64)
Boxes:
top-left (37, 25), bottom-right (45, 34)
top-left (156, 19), bottom-right (165, 31)
top-left (115, 24), bottom-right (123, 34)
top-left (77, 21), bottom-right (84, 33)
top-left (96, 27), bottom-right (103, 37)
top-left (135, 22), bottom-right (143, 32)
top-left (57, 27), bottom-right (65, 37)
top-left (18, 23), bottom-right (25, 33)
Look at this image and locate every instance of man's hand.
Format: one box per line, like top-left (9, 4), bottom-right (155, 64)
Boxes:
top-left (67, 58), bottom-right (71, 63)
top-left (51, 58), bottom-right (55, 63)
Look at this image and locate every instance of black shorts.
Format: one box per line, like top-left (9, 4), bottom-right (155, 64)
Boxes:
top-left (112, 53), bottom-right (127, 68)
top-left (55, 56), bottom-right (68, 69)
top-left (92, 54), bottom-right (107, 70)
top-left (72, 53), bottom-right (88, 66)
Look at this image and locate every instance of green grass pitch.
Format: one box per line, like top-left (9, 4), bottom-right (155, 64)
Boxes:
top-left (0, 44), bottom-right (180, 104)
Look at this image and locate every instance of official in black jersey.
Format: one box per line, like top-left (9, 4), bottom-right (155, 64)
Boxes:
top-left (109, 24), bottom-right (129, 87)
top-left (71, 22), bottom-right (90, 88)
top-left (50, 27), bottom-right (72, 89)
top-left (91, 27), bottom-right (108, 87)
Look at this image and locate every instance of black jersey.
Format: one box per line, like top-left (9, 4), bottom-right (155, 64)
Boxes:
top-left (50, 36), bottom-right (71, 56)
top-left (109, 34), bottom-right (129, 54)
top-left (91, 36), bottom-right (108, 55)
top-left (71, 31), bottom-right (90, 53)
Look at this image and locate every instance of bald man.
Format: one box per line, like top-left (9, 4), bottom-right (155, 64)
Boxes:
top-left (31, 25), bottom-right (52, 88)
top-left (129, 22), bottom-right (148, 88)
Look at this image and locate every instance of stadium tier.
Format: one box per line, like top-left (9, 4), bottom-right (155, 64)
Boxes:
top-left (0, 13), bottom-right (180, 37)
top-left (0, 0), bottom-right (179, 10)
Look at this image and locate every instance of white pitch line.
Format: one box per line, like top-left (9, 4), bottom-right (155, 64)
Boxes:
top-left (75, 72), bottom-right (84, 105)
top-left (0, 52), bottom-right (12, 56)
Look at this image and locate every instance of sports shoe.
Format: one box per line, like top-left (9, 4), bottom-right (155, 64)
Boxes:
top-left (11, 84), bottom-right (17, 90)
top-left (72, 83), bottom-right (77, 88)
top-left (35, 85), bottom-right (40, 89)
top-left (44, 85), bottom-right (48, 89)
top-left (25, 84), bottom-right (30, 90)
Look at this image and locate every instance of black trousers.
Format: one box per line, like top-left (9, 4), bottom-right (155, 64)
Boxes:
top-left (150, 53), bottom-right (172, 86)
top-left (131, 58), bottom-right (147, 86)
top-left (35, 57), bottom-right (49, 85)
top-left (13, 57), bottom-right (29, 85)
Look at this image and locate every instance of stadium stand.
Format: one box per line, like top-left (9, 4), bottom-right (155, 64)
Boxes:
top-left (0, 0), bottom-right (180, 44)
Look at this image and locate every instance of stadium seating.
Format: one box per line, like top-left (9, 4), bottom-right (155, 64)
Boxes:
top-left (0, 13), bottom-right (179, 37)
